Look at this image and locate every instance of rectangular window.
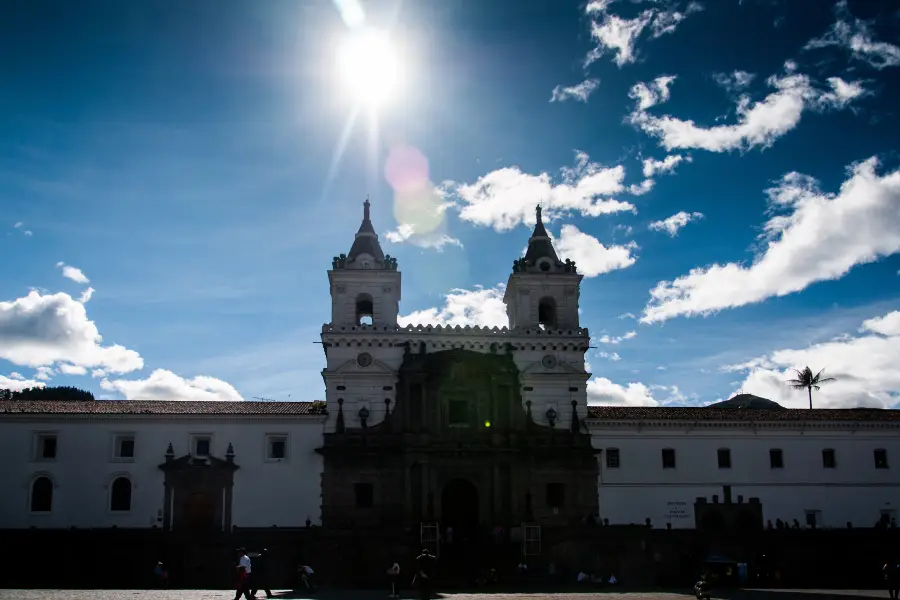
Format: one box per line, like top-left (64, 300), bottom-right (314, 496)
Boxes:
top-left (822, 448), bottom-right (836, 469)
top-left (662, 448), bottom-right (676, 469)
top-left (193, 436), bottom-right (212, 457)
top-left (874, 449), bottom-right (889, 469)
top-left (769, 448), bottom-right (784, 469)
top-left (113, 434), bottom-right (135, 461)
top-left (606, 448), bottom-right (620, 469)
top-left (717, 448), bottom-right (732, 469)
top-left (34, 433), bottom-right (58, 461)
top-left (805, 510), bottom-right (821, 528)
top-left (448, 399), bottom-right (469, 426)
top-left (266, 435), bottom-right (288, 461)
top-left (354, 483), bottom-right (374, 508)
top-left (546, 483), bottom-right (565, 509)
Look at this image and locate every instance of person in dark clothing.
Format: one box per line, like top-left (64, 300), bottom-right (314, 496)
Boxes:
top-left (884, 559), bottom-right (900, 600)
top-left (415, 548), bottom-right (437, 600)
top-left (250, 549), bottom-right (273, 599)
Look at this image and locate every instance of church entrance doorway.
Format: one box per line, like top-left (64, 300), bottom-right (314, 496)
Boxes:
top-left (442, 478), bottom-right (479, 539)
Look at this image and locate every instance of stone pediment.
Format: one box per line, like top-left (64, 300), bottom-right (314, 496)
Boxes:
top-left (332, 357), bottom-right (395, 375)
top-left (520, 359), bottom-right (586, 376)
top-left (158, 454), bottom-right (239, 472)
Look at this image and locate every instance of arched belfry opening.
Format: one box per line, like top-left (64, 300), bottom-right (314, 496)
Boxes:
top-left (538, 297), bottom-right (557, 329)
top-left (356, 293), bottom-right (374, 325)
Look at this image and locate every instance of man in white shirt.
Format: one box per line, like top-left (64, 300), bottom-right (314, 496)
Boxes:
top-left (234, 548), bottom-right (252, 600)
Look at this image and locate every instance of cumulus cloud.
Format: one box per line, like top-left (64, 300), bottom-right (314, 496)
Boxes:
top-left (0, 373), bottom-right (45, 392)
top-left (584, 1), bottom-right (703, 68)
top-left (555, 224), bottom-right (637, 277)
top-left (13, 222), bottom-right (33, 236)
top-left (649, 211), bottom-right (704, 236)
top-left (442, 151), bottom-right (635, 232)
top-left (550, 79), bottom-right (600, 103)
top-left (630, 75), bottom-right (677, 110)
top-left (598, 351), bottom-right (622, 362)
top-left (804, 0), bottom-right (900, 70)
top-left (642, 157), bottom-right (900, 323)
top-left (55, 262), bottom-right (89, 284)
top-left (58, 363), bottom-right (88, 376)
top-left (642, 154), bottom-right (690, 178)
top-left (587, 378), bottom-right (689, 406)
top-left (597, 331), bottom-right (637, 344)
top-left (384, 223), bottom-right (462, 251)
top-left (712, 70), bottom-right (756, 93)
top-left (0, 289), bottom-right (143, 372)
top-left (101, 369), bottom-right (244, 402)
top-left (630, 66), bottom-right (867, 153)
top-left (730, 309), bottom-right (900, 409)
top-left (398, 285), bottom-right (510, 328)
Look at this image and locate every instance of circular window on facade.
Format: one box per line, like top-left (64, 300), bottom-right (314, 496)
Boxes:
top-left (357, 352), bottom-right (374, 368)
top-left (541, 355), bottom-right (558, 370)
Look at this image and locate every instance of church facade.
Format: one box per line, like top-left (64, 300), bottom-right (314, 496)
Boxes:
top-left (1, 201), bottom-right (900, 586)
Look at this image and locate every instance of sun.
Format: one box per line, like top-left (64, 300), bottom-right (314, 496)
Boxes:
top-left (336, 28), bottom-right (402, 108)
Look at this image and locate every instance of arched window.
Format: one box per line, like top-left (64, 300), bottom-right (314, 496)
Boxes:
top-left (538, 297), bottom-right (556, 329)
top-left (355, 294), bottom-right (374, 325)
top-left (30, 476), bottom-right (53, 512)
top-left (110, 476), bottom-right (132, 512)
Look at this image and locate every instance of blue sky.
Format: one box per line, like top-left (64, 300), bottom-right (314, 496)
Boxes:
top-left (2, 0), bottom-right (900, 408)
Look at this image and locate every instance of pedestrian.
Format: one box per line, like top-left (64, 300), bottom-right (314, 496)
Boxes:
top-left (234, 548), bottom-right (252, 600)
top-left (250, 549), bottom-right (273, 599)
top-left (415, 548), bottom-right (436, 600)
top-left (387, 559), bottom-right (401, 598)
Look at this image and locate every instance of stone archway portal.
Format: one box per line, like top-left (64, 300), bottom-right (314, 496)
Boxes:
top-left (442, 478), bottom-right (479, 534)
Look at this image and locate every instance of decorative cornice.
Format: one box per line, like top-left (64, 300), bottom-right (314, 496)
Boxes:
top-left (0, 413), bottom-right (326, 424)
top-left (586, 419), bottom-right (900, 431)
top-left (322, 322), bottom-right (590, 338)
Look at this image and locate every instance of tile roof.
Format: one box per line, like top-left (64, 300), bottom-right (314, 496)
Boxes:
top-left (586, 405), bottom-right (900, 422)
top-left (0, 400), bottom-right (325, 416)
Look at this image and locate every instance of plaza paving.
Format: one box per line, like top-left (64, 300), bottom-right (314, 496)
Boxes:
top-left (0, 590), bottom-right (889, 600)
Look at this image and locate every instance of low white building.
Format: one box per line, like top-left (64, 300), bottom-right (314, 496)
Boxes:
top-left (0, 401), bottom-right (325, 530)
top-left (587, 404), bottom-right (900, 530)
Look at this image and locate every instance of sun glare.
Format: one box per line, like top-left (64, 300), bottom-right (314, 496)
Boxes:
top-left (337, 29), bottom-right (402, 108)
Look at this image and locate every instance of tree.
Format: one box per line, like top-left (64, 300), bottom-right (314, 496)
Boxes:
top-left (0, 386), bottom-right (96, 402)
top-left (786, 366), bottom-right (836, 409)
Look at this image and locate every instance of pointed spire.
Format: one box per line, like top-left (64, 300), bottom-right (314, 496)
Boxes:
top-left (523, 203), bottom-right (560, 265)
top-left (344, 197), bottom-right (385, 265)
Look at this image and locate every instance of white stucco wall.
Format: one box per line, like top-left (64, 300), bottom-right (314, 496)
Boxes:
top-left (0, 416), bottom-right (324, 530)
top-left (591, 423), bottom-right (900, 529)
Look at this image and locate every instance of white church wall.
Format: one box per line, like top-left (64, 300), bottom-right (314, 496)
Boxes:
top-left (591, 424), bottom-right (900, 529)
top-left (0, 417), bottom-right (324, 530)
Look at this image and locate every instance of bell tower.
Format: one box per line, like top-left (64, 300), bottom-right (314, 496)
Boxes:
top-left (503, 205), bottom-right (582, 329)
top-left (328, 199), bottom-right (401, 326)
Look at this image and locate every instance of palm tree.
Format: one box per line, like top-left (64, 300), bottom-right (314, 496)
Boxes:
top-left (786, 366), bottom-right (836, 409)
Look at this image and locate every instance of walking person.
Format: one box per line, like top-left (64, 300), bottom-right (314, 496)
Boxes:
top-left (250, 549), bottom-right (273, 599)
top-left (234, 548), bottom-right (252, 600)
top-left (885, 559), bottom-right (900, 600)
top-left (387, 560), bottom-right (401, 598)
top-left (415, 548), bottom-right (436, 600)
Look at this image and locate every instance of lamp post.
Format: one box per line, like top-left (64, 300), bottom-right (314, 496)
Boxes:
top-left (358, 406), bottom-right (370, 429)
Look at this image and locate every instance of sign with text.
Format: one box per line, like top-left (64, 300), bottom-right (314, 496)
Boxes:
top-left (666, 500), bottom-right (691, 520)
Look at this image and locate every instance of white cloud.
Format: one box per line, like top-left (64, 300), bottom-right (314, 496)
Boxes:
top-left (587, 377), bottom-right (658, 406)
top-left (804, 0), bottom-right (900, 70)
top-left (34, 366), bottom-right (55, 381)
top-left (384, 224), bottom-right (462, 251)
top-left (550, 79), bottom-right (600, 103)
top-left (13, 221), bottom-right (33, 236)
top-left (0, 374), bottom-right (45, 392)
top-left (58, 363), bottom-right (88, 376)
top-left (649, 211), bottom-right (704, 236)
top-left (55, 262), bottom-right (89, 284)
top-left (630, 67), bottom-right (866, 153)
top-left (398, 285), bottom-right (510, 328)
top-left (597, 331), bottom-right (637, 344)
top-left (642, 154), bottom-right (690, 178)
top-left (78, 287), bottom-right (95, 304)
top-left (101, 369), bottom-right (244, 402)
top-left (731, 309), bottom-right (900, 409)
top-left (91, 369), bottom-right (107, 378)
top-left (0, 289), bottom-right (143, 372)
top-left (630, 75), bottom-right (677, 110)
top-left (584, 2), bottom-right (703, 68)
top-left (642, 157), bottom-right (900, 323)
top-left (598, 351), bottom-right (622, 361)
top-left (555, 224), bottom-right (637, 278)
top-left (712, 70), bottom-right (756, 93)
top-left (443, 151), bottom-right (635, 232)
